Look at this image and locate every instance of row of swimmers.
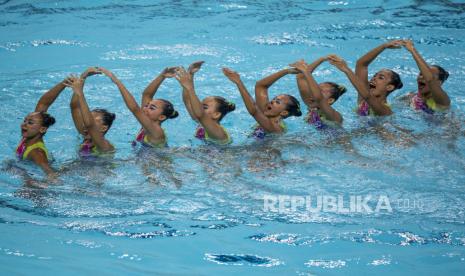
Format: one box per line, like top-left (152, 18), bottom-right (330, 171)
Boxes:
top-left (16, 39), bottom-right (451, 177)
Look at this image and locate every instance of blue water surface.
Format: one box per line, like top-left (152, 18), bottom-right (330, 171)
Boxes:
top-left (1, 0), bottom-right (465, 274)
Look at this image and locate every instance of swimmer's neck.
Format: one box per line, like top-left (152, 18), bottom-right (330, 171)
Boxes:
top-left (24, 135), bottom-right (43, 146)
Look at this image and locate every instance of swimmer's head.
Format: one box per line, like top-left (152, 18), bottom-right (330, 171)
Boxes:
top-left (142, 99), bottom-right (178, 123)
top-left (86, 109), bottom-right (115, 138)
top-left (264, 94), bottom-right (302, 118)
top-left (320, 82), bottom-right (347, 104)
top-left (417, 65), bottom-right (449, 95)
top-left (369, 69), bottom-right (403, 97)
top-left (21, 111), bottom-right (55, 139)
top-left (206, 96), bottom-right (236, 121)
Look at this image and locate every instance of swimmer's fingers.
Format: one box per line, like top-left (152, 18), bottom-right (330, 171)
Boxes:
top-left (162, 66), bottom-right (178, 78)
top-left (403, 39), bottom-right (414, 51)
top-left (222, 67), bottom-right (241, 83)
top-left (174, 66), bottom-right (191, 83)
top-left (96, 67), bottom-right (114, 78)
top-left (385, 39), bottom-right (404, 49)
top-left (63, 74), bottom-right (79, 87)
top-left (327, 54), bottom-right (342, 61)
top-left (289, 59), bottom-right (307, 72)
top-left (188, 61), bottom-right (205, 75)
top-left (83, 66), bottom-right (102, 77)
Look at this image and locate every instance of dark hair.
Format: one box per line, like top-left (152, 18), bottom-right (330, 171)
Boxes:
top-left (387, 69), bottom-right (403, 93)
top-left (284, 94), bottom-right (302, 118)
top-left (432, 65), bottom-right (449, 83)
top-left (324, 82), bottom-right (347, 101)
top-left (212, 96), bottom-right (235, 121)
top-left (92, 108), bottom-right (115, 131)
top-left (38, 112), bottom-right (55, 128)
top-left (159, 99), bottom-right (179, 120)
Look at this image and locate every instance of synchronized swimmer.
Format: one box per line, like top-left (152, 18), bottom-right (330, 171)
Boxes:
top-left (15, 39), bottom-right (451, 177)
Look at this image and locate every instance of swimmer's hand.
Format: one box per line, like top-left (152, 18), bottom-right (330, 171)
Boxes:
top-left (96, 67), bottom-right (119, 83)
top-left (63, 75), bottom-right (84, 92)
top-left (289, 59), bottom-right (308, 73)
top-left (222, 67), bottom-right (241, 84)
top-left (383, 39), bottom-right (404, 49)
top-left (161, 66), bottom-right (178, 78)
top-left (403, 40), bottom-right (415, 52)
top-left (328, 55), bottom-right (350, 72)
top-left (81, 67), bottom-right (102, 79)
top-left (188, 61), bottom-right (205, 75)
top-left (174, 67), bottom-right (194, 89)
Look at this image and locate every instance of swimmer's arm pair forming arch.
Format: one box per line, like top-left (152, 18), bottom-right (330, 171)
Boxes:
top-left (296, 57), bottom-right (327, 107)
top-left (180, 62), bottom-right (205, 122)
top-left (177, 68), bottom-right (228, 141)
top-left (355, 40), bottom-right (403, 105)
top-left (292, 59), bottom-right (343, 124)
top-left (223, 68), bottom-right (278, 132)
top-left (101, 68), bottom-right (165, 143)
top-left (255, 69), bottom-right (295, 113)
top-left (68, 77), bottom-right (113, 152)
top-left (334, 57), bottom-right (392, 116)
top-left (69, 68), bottom-right (101, 136)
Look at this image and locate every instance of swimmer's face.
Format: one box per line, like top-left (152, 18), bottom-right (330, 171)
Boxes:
top-left (82, 111), bottom-right (110, 139)
top-left (305, 84), bottom-right (335, 109)
top-left (202, 97), bottom-right (221, 121)
top-left (417, 66), bottom-right (440, 95)
top-left (369, 70), bottom-right (395, 97)
top-left (21, 112), bottom-right (47, 139)
top-left (264, 94), bottom-right (290, 118)
top-left (142, 99), bottom-right (167, 122)
top-left (319, 83), bottom-right (336, 106)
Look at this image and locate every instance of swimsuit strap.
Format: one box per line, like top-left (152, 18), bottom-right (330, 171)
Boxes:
top-left (306, 110), bottom-right (326, 129)
top-left (15, 138), bottom-right (27, 159)
top-left (411, 94), bottom-right (434, 114)
top-left (132, 128), bottom-right (167, 148)
top-left (251, 124), bottom-right (266, 139)
top-left (195, 125), bottom-right (206, 139)
top-left (196, 125), bottom-right (231, 145)
top-left (357, 100), bottom-right (370, 116)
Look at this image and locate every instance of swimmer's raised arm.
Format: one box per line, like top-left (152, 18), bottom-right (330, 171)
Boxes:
top-left (403, 40), bottom-right (450, 107)
top-left (330, 55), bottom-right (392, 116)
top-left (181, 61), bottom-right (204, 121)
top-left (223, 68), bottom-right (256, 115)
top-left (355, 40), bottom-right (403, 103)
top-left (99, 67), bottom-right (165, 142)
top-left (176, 67), bottom-right (227, 141)
top-left (255, 68), bottom-right (298, 112)
top-left (291, 59), bottom-right (342, 124)
top-left (35, 77), bottom-right (70, 113)
top-left (69, 67), bottom-right (102, 136)
top-left (142, 67), bottom-right (177, 107)
top-left (306, 56), bottom-right (328, 73)
top-left (65, 76), bottom-right (113, 152)
top-left (223, 68), bottom-right (276, 132)
top-left (176, 67), bottom-right (201, 121)
top-left (295, 56), bottom-right (328, 108)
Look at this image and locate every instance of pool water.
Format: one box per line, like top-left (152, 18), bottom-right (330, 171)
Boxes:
top-left (1, 0), bottom-right (465, 274)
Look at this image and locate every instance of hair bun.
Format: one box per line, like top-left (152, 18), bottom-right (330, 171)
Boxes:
top-left (40, 112), bottom-right (56, 127)
top-left (338, 84), bottom-right (347, 95)
top-left (228, 102), bottom-right (236, 112)
top-left (170, 110), bottom-right (179, 119)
